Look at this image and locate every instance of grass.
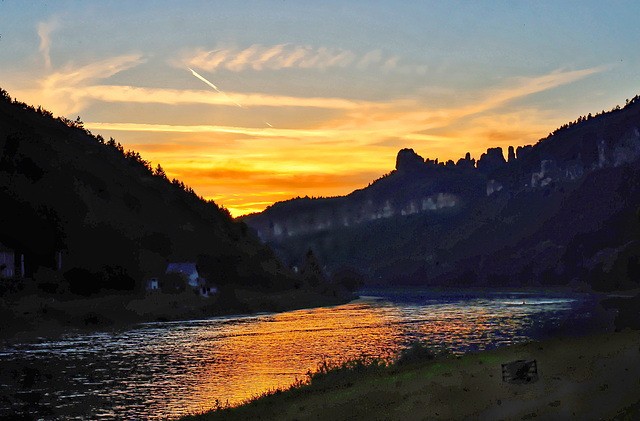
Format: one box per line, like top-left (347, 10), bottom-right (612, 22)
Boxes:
top-left (180, 340), bottom-right (445, 420)
top-left (177, 329), bottom-right (640, 420)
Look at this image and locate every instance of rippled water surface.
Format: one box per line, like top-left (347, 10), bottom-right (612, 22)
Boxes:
top-left (0, 288), bottom-right (601, 419)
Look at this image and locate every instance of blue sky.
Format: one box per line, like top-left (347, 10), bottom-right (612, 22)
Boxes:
top-left (2, 1), bottom-right (640, 215)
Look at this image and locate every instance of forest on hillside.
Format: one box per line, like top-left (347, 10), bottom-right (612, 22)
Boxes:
top-left (0, 88), bottom-right (306, 298)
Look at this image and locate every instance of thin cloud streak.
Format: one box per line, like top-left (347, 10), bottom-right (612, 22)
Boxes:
top-left (43, 84), bottom-right (369, 110)
top-left (85, 122), bottom-right (350, 139)
top-left (460, 66), bottom-right (609, 117)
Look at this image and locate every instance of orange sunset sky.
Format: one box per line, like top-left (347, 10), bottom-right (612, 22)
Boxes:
top-left (2, 1), bottom-right (640, 216)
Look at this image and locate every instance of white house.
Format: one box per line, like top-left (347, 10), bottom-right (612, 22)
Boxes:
top-left (165, 262), bottom-right (217, 296)
top-left (166, 262), bottom-right (201, 287)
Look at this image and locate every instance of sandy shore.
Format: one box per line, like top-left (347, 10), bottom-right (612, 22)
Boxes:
top-left (184, 328), bottom-right (640, 420)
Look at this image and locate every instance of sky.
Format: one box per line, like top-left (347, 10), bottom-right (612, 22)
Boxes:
top-left (2, 1), bottom-right (640, 216)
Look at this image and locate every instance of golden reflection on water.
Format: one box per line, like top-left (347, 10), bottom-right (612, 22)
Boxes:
top-left (169, 295), bottom-right (574, 418)
top-left (0, 292), bottom-right (585, 420)
top-left (177, 303), bottom-right (401, 416)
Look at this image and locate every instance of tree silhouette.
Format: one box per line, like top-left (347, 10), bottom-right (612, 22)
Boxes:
top-left (154, 164), bottom-right (167, 179)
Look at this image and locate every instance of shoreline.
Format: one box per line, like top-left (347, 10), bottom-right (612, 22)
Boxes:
top-left (0, 288), bottom-right (356, 343)
top-left (181, 327), bottom-right (640, 420)
top-left (2, 287), bottom-right (638, 419)
top-left (175, 290), bottom-right (640, 420)
top-left (3, 284), bottom-right (635, 342)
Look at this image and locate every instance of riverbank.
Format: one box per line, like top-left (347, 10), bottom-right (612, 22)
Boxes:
top-left (182, 327), bottom-right (640, 420)
top-left (0, 287), bottom-right (355, 342)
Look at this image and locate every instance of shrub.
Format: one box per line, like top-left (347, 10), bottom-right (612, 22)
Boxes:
top-left (331, 267), bottom-right (365, 291)
top-left (306, 354), bottom-right (389, 390)
top-left (64, 267), bottom-right (102, 296)
top-left (395, 340), bottom-right (440, 366)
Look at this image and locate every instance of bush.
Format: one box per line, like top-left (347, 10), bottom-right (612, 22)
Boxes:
top-left (395, 341), bottom-right (440, 366)
top-left (101, 265), bottom-right (136, 292)
top-left (331, 267), bottom-right (365, 292)
top-left (33, 267), bottom-right (64, 295)
top-left (160, 272), bottom-right (188, 294)
top-left (64, 267), bottom-right (102, 296)
top-left (306, 355), bottom-right (389, 390)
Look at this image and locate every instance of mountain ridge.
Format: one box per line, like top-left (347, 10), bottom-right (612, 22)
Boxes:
top-left (242, 95), bottom-right (640, 290)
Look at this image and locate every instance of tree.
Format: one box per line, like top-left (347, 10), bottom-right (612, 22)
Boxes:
top-left (300, 248), bottom-right (325, 287)
top-left (331, 267), bottom-right (365, 292)
top-left (154, 164), bottom-right (167, 179)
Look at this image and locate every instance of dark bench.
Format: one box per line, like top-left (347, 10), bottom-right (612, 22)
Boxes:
top-left (501, 359), bottom-right (538, 384)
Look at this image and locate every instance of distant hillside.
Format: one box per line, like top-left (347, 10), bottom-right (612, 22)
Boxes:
top-left (0, 88), bottom-right (298, 295)
top-left (242, 95), bottom-right (640, 291)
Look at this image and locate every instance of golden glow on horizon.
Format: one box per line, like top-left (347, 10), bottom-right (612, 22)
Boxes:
top-left (4, 3), bottom-right (638, 218)
top-left (8, 50), bottom-right (609, 217)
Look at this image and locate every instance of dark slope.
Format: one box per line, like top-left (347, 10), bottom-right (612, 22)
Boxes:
top-left (0, 88), bottom-right (296, 293)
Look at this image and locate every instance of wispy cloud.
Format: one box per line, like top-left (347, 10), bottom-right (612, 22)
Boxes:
top-left (460, 66), bottom-right (609, 116)
top-left (84, 122), bottom-right (371, 143)
top-left (14, 53), bottom-right (606, 217)
top-left (41, 54), bottom-right (145, 88)
top-left (37, 16), bottom-right (60, 69)
top-left (184, 43), bottom-right (425, 74)
top-left (18, 54), bottom-right (146, 114)
top-left (85, 66), bottom-right (607, 153)
top-left (81, 85), bottom-right (372, 110)
top-left (346, 66), bottom-right (609, 137)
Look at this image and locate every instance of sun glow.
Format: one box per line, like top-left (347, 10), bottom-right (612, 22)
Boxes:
top-left (2, 9), bottom-right (615, 217)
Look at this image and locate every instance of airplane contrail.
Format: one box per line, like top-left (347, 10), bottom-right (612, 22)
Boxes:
top-left (188, 67), bottom-right (243, 108)
top-left (188, 67), bottom-right (274, 128)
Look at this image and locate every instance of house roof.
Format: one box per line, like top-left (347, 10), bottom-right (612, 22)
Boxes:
top-left (166, 262), bottom-right (198, 276)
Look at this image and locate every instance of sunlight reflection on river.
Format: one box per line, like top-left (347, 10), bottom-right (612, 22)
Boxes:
top-left (0, 288), bottom-right (600, 420)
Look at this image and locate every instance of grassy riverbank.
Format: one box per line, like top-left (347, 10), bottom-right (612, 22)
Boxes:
top-left (0, 287), bottom-right (355, 342)
top-left (181, 327), bottom-right (640, 420)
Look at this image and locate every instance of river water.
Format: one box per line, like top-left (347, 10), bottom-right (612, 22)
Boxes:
top-left (0, 288), bottom-right (604, 420)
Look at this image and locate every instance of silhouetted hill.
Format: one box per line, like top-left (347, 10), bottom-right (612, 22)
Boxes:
top-left (0, 88), bottom-right (299, 296)
top-left (242, 95), bottom-right (640, 291)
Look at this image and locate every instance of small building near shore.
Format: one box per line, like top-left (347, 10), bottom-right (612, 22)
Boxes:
top-left (165, 262), bottom-right (217, 296)
top-left (166, 262), bottom-right (201, 288)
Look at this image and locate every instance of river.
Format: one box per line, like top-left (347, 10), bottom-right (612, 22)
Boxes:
top-left (0, 288), bottom-right (605, 420)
